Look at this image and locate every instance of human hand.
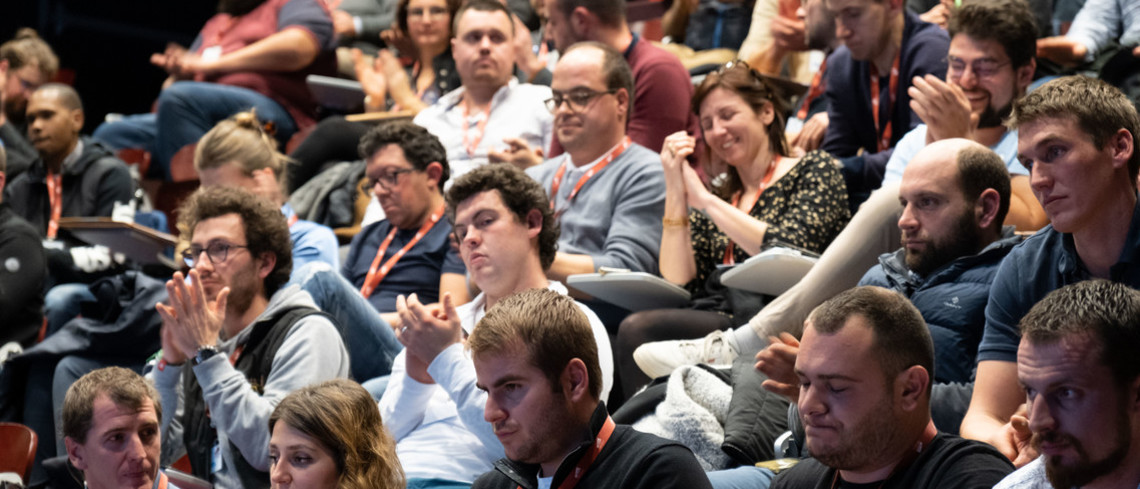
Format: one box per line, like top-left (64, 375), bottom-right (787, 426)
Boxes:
top-left (1134, 45), bottom-right (1140, 58)
top-left (489, 137), bottom-right (543, 169)
top-left (332, 10), bottom-right (357, 37)
top-left (1036, 37), bottom-right (1088, 67)
top-left (919, 2), bottom-right (951, 30)
top-left (353, 48), bottom-right (389, 107)
top-left (380, 29), bottom-right (417, 59)
top-left (771, 12), bottom-right (807, 52)
top-left (378, 50), bottom-right (415, 105)
top-left (1004, 404), bottom-right (1038, 467)
top-left (155, 306), bottom-right (189, 365)
top-left (680, 163), bottom-right (712, 210)
top-left (395, 293), bottom-right (463, 365)
top-left (755, 333), bottom-right (801, 401)
top-left (660, 131), bottom-right (697, 178)
top-left (791, 112), bottom-right (828, 153)
top-left (150, 43), bottom-right (191, 78)
top-left (404, 348), bottom-right (436, 384)
top-left (908, 74), bottom-right (975, 144)
top-left (156, 270), bottom-right (227, 359)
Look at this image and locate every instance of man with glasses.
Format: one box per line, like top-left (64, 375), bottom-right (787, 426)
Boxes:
top-left (150, 185), bottom-right (350, 489)
top-left (0, 29), bottom-right (58, 180)
top-left (525, 41), bottom-right (665, 292)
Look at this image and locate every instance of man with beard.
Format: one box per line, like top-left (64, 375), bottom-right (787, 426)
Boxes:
top-left (469, 288), bottom-right (711, 489)
top-left (93, 0), bottom-right (336, 181)
top-left (993, 280), bottom-right (1140, 489)
top-left (960, 75), bottom-right (1140, 467)
top-left (149, 186), bottom-right (349, 489)
top-left (0, 29), bottom-right (58, 180)
top-left (768, 286), bottom-right (1013, 489)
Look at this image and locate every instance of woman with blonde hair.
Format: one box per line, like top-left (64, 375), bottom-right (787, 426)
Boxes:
top-left (268, 378), bottom-right (405, 489)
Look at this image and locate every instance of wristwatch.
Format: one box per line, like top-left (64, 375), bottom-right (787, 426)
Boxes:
top-left (192, 345), bottom-right (220, 366)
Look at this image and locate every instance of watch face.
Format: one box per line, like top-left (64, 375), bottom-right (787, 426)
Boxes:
top-left (194, 347), bottom-right (219, 365)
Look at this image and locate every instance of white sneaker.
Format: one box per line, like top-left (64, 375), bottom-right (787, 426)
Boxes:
top-left (633, 330), bottom-right (740, 379)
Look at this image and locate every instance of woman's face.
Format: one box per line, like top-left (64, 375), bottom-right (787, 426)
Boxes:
top-left (269, 423), bottom-right (340, 489)
top-left (406, 0), bottom-right (452, 53)
top-left (698, 86), bottom-right (774, 167)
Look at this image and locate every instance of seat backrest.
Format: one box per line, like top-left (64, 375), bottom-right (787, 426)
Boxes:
top-left (0, 422), bottom-right (39, 481)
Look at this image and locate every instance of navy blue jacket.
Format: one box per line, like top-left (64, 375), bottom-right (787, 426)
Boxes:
top-left (860, 231), bottom-right (1022, 384)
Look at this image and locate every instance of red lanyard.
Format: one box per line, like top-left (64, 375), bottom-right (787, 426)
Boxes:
top-left (359, 203), bottom-right (446, 298)
top-left (462, 100), bottom-right (490, 157)
top-left (46, 172), bottom-right (62, 239)
top-left (869, 55), bottom-right (900, 152)
top-left (723, 156), bottom-right (780, 265)
top-left (287, 212), bottom-right (298, 228)
top-left (520, 416), bottom-right (616, 489)
top-left (549, 137), bottom-right (631, 211)
top-left (156, 471), bottom-right (170, 489)
top-left (797, 58), bottom-right (827, 120)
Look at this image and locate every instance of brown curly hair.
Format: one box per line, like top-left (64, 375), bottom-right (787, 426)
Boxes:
top-left (177, 186), bottom-right (293, 296)
top-left (269, 379), bottom-right (405, 489)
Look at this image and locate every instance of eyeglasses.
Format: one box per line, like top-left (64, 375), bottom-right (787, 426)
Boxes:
top-left (182, 242), bottom-right (248, 268)
top-left (361, 168), bottom-right (419, 194)
top-left (946, 55), bottom-right (1011, 80)
top-left (544, 88), bottom-right (618, 112)
top-left (408, 6), bottom-right (448, 19)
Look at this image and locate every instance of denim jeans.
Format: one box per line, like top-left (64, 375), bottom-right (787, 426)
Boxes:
top-left (93, 81), bottom-right (297, 180)
top-left (292, 262), bottom-right (403, 383)
top-left (44, 283), bottom-right (97, 337)
top-left (707, 466), bottom-right (776, 489)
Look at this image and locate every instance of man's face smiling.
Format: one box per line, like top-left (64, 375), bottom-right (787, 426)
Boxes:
top-left (451, 9), bottom-right (515, 89)
top-left (65, 395), bottom-right (160, 489)
top-left (1018, 335), bottom-right (1138, 489)
top-left (947, 34), bottom-right (1032, 129)
top-left (549, 47), bottom-right (625, 155)
top-left (1018, 117), bottom-right (1130, 234)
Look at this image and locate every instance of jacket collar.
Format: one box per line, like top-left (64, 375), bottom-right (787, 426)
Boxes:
top-left (491, 401), bottom-right (610, 489)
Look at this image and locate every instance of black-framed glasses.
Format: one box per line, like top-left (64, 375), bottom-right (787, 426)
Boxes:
top-left (408, 6), bottom-right (448, 18)
top-left (544, 88), bottom-right (618, 112)
top-left (946, 55), bottom-right (1010, 80)
top-left (361, 168), bottom-right (419, 194)
top-left (182, 242), bottom-right (249, 268)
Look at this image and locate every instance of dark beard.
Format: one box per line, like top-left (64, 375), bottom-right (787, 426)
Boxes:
top-left (977, 101), bottom-right (1013, 129)
top-left (217, 0), bottom-right (267, 16)
top-left (1036, 403), bottom-right (1131, 489)
top-left (904, 209), bottom-right (982, 277)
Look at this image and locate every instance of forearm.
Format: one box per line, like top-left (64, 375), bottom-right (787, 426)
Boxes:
top-left (698, 197), bottom-right (770, 256)
top-left (660, 184), bottom-right (696, 284)
top-left (378, 351), bottom-right (434, 439)
top-left (1005, 176), bottom-right (1048, 232)
top-left (960, 360), bottom-right (1024, 457)
top-left (547, 252), bottom-right (597, 282)
top-left (210, 28), bottom-right (320, 74)
top-left (429, 345), bottom-right (504, 459)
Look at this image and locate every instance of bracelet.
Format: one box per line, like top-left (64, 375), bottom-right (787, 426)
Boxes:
top-left (662, 217), bottom-right (690, 228)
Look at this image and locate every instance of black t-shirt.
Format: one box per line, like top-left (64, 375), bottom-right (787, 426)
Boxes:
top-left (771, 433), bottom-right (1014, 489)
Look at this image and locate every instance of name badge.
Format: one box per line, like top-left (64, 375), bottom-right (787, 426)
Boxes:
top-left (202, 46), bottom-right (223, 62)
top-left (211, 442), bottom-right (224, 474)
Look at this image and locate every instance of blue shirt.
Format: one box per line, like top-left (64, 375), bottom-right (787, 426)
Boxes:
top-left (978, 200), bottom-right (1140, 363)
top-left (283, 203), bottom-right (340, 281)
top-left (882, 125), bottom-right (1028, 185)
top-left (342, 216), bottom-right (465, 313)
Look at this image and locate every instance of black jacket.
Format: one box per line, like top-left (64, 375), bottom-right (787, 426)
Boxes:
top-left (473, 402), bottom-right (713, 489)
top-left (0, 202), bottom-right (45, 346)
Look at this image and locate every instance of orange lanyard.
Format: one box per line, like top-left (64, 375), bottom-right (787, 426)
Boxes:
top-left (359, 203), bottom-right (446, 299)
top-left (723, 156), bottom-right (780, 265)
top-left (869, 55), bottom-right (900, 152)
top-left (520, 416), bottom-right (616, 489)
top-left (46, 172), bottom-right (62, 239)
top-left (287, 212), bottom-right (298, 228)
top-left (462, 100), bottom-right (490, 157)
top-left (797, 58), bottom-right (827, 120)
top-left (549, 137), bottom-right (631, 211)
top-left (155, 471), bottom-right (170, 489)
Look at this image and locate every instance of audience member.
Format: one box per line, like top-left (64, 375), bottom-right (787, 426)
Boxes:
top-left (1036, 0), bottom-right (1139, 68)
top-left (541, 0), bottom-right (699, 152)
top-left (5, 84), bottom-right (133, 287)
top-left (379, 163), bottom-right (613, 486)
top-left (341, 121), bottom-right (466, 315)
top-left (785, 0), bottom-right (840, 155)
top-left (195, 110), bottom-right (340, 276)
top-left (624, 59), bottom-right (849, 394)
top-left (468, 288), bottom-right (714, 489)
top-left (268, 379), bottom-right (405, 489)
top-left (0, 144), bottom-right (45, 349)
top-left (662, 0), bottom-right (752, 53)
top-left (768, 287), bottom-right (1013, 488)
top-left (636, 0), bottom-right (1045, 374)
top-left (413, 0), bottom-right (552, 181)
top-left (333, 0), bottom-right (398, 51)
top-left (93, 0), bottom-right (337, 180)
top-left (994, 280), bottom-right (1140, 489)
top-left (286, 0), bottom-right (463, 193)
top-left (755, 139), bottom-right (1020, 435)
top-left (62, 367), bottom-right (177, 489)
top-left (0, 29), bottom-right (58, 180)
top-left (150, 186), bottom-right (349, 489)
top-left (523, 42), bottom-right (665, 282)
top-left (819, 0), bottom-right (949, 201)
top-left (736, 0), bottom-right (813, 84)
top-left (961, 76), bottom-right (1140, 464)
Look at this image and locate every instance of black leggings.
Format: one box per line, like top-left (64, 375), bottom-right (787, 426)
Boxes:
top-left (287, 116), bottom-right (372, 193)
top-left (615, 308), bottom-right (734, 401)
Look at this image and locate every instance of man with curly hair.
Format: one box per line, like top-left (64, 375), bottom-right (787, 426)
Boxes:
top-left (150, 185), bottom-right (349, 489)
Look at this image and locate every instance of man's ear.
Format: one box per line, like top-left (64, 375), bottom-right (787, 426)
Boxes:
top-left (895, 365), bottom-right (929, 412)
top-left (1016, 59), bottom-right (1036, 94)
top-left (561, 358), bottom-right (590, 402)
top-left (525, 208), bottom-right (543, 239)
top-left (569, 6), bottom-right (593, 36)
top-left (69, 109), bottom-right (85, 134)
top-left (425, 162), bottom-right (444, 188)
top-left (615, 88), bottom-right (630, 124)
top-left (257, 251), bottom-right (277, 280)
top-left (1110, 128), bottom-right (1135, 172)
top-left (65, 437), bottom-right (88, 471)
top-left (975, 187), bottom-right (1001, 230)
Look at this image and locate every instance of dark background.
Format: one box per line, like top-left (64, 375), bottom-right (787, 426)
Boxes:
top-left (1, 0), bottom-right (216, 133)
